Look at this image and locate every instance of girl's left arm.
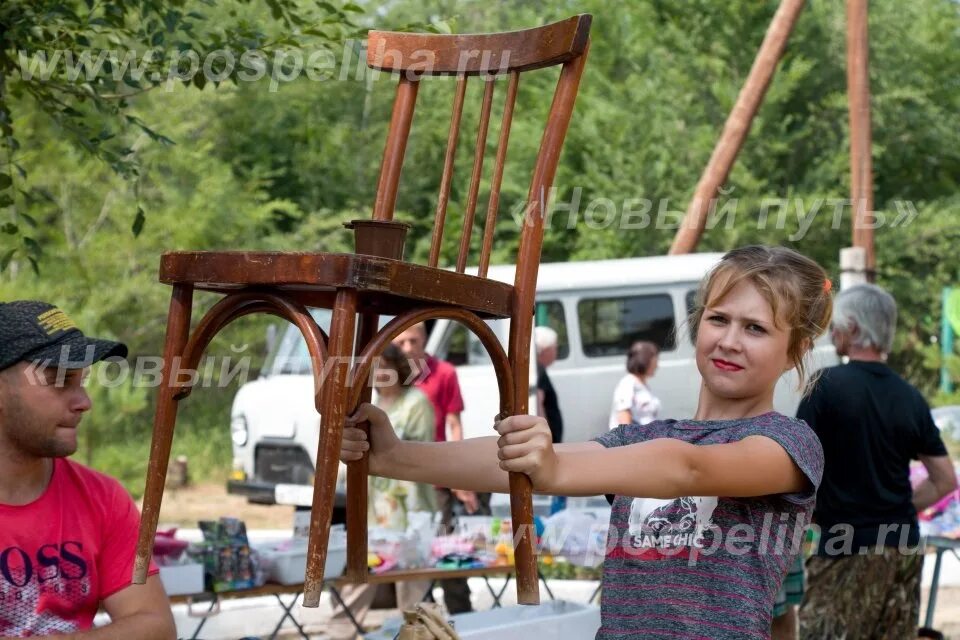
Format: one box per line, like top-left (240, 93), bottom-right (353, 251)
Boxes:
top-left (497, 416), bottom-right (808, 499)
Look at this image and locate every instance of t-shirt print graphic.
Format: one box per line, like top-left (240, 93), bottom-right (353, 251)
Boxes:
top-left (627, 496), bottom-right (719, 552)
top-left (0, 564), bottom-right (85, 637)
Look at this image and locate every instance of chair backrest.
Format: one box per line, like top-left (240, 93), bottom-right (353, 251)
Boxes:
top-left (365, 15), bottom-right (592, 290)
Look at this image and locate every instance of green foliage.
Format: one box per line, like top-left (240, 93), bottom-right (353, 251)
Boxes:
top-left (875, 198), bottom-right (960, 396)
top-left (0, 0), bottom-right (363, 263)
top-left (3, 0), bottom-right (960, 491)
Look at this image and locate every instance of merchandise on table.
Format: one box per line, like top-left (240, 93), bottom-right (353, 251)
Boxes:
top-left (256, 524), bottom-right (348, 585)
top-left (539, 508), bottom-right (610, 568)
top-left (920, 499), bottom-right (960, 538)
top-left (192, 517), bottom-right (258, 591)
top-left (912, 462), bottom-right (960, 538)
top-left (153, 528), bottom-right (204, 595)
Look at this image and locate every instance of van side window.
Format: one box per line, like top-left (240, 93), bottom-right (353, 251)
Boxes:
top-left (578, 294), bottom-right (676, 356)
top-left (437, 322), bottom-right (493, 366)
top-left (534, 300), bottom-right (569, 360)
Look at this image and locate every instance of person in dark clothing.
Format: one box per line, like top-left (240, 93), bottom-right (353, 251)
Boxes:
top-left (534, 326), bottom-right (563, 444)
top-left (798, 284), bottom-right (956, 640)
top-left (535, 326), bottom-right (567, 514)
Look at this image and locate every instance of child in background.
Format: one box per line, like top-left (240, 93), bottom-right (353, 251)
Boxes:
top-left (609, 340), bottom-right (661, 429)
top-left (341, 245), bottom-right (832, 639)
top-left (327, 344), bottom-right (436, 640)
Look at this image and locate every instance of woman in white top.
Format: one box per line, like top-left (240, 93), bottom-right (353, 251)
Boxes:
top-left (608, 340), bottom-right (661, 429)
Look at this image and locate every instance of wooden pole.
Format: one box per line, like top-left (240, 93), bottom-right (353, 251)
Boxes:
top-left (670, 0), bottom-right (806, 255)
top-left (846, 0), bottom-right (876, 281)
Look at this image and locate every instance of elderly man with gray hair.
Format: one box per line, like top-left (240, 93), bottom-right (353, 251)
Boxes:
top-left (798, 284), bottom-right (956, 639)
top-left (534, 326), bottom-right (566, 514)
top-left (534, 326), bottom-right (563, 445)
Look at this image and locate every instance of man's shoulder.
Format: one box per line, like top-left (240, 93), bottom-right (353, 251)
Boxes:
top-left (425, 355), bottom-right (456, 378)
top-left (831, 362), bottom-right (922, 396)
top-left (817, 364), bottom-right (845, 381)
top-left (536, 363), bottom-right (549, 382)
top-left (809, 364), bottom-right (857, 395)
top-left (57, 458), bottom-right (128, 497)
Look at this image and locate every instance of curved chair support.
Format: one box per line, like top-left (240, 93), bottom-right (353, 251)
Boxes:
top-left (133, 291), bottom-right (329, 585)
top-left (349, 307), bottom-right (513, 411)
top-left (343, 307), bottom-right (541, 604)
top-left (173, 292), bottom-right (329, 406)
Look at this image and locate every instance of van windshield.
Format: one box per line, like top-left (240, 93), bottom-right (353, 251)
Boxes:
top-left (265, 309), bottom-right (331, 375)
top-left (266, 309), bottom-right (396, 376)
top-left (433, 320), bottom-right (504, 366)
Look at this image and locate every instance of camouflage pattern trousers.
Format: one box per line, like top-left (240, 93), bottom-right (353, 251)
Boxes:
top-left (799, 547), bottom-right (923, 640)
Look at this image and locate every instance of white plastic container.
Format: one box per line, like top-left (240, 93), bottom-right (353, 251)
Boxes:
top-left (366, 600), bottom-right (601, 640)
top-left (453, 601), bottom-right (601, 639)
top-left (158, 563), bottom-right (204, 596)
top-left (257, 524), bottom-right (347, 585)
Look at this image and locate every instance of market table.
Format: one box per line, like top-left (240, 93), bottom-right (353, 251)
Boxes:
top-left (168, 564), bottom-right (554, 640)
top-left (923, 535), bottom-right (960, 629)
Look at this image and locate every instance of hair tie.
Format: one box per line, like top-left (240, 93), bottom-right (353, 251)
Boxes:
top-left (823, 278), bottom-right (832, 293)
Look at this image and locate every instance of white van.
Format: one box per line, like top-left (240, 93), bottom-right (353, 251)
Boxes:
top-left (226, 253), bottom-right (839, 503)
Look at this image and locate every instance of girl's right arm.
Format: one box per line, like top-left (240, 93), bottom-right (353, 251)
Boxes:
top-left (340, 403), bottom-right (509, 493)
top-left (340, 403), bottom-right (604, 495)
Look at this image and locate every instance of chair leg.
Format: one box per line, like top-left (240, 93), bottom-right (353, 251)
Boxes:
top-left (346, 313), bottom-right (378, 582)
top-left (134, 284), bottom-right (194, 583)
top-left (508, 361), bottom-right (539, 604)
top-left (303, 290), bottom-right (358, 607)
top-left (508, 472), bottom-right (539, 604)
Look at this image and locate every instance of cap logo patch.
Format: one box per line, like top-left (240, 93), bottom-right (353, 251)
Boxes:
top-left (37, 308), bottom-right (77, 335)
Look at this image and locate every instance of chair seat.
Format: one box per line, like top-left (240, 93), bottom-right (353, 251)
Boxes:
top-left (159, 251), bottom-right (514, 318)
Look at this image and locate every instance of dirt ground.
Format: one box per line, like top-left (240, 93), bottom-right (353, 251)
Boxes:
top-left (154, 483), bottom-right (960, 639)
top-left (924, 587), bottom-right (960, 639)
top-left (146, 481), bottom-right (299, 530)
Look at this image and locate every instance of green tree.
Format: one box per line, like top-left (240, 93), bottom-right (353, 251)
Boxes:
top-left (0, 0), bottom-right (363, 267)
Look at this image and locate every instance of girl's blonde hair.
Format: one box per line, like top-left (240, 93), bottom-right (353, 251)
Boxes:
top-left (687, 245), bottom-right (833, 394)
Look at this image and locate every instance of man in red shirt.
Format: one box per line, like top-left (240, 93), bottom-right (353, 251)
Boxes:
top-left (0, 301), bottom-right (175, 638)
top-left (393, 323), bottom-right (487, 613)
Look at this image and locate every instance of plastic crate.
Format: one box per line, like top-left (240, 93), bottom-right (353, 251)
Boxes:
top-left (158, 563), bottom-right (204, 596)
top-left (257, 525), bottom-right (347, 585)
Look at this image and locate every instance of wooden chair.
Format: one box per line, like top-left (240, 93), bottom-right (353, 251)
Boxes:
top-left (133, 15), bottom-right (592, 608)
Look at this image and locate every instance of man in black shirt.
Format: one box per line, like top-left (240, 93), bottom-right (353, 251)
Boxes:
top-left (534, 326), bottom-right (563, 444)
top-left (798, 284), bottom-right (956, 639)
top-left (535, 326), bottom-right (566, 514)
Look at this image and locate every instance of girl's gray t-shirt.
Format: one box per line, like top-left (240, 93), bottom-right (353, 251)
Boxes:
top-left (594, 412), bottom-right (824, 639)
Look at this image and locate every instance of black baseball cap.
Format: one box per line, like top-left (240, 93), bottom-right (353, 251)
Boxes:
top-left (0, 301), bottom-right (128, 372)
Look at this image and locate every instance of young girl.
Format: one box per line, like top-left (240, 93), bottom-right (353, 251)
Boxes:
top-left (608, 340), bottom-right (661, 429)
top-left (328, 344), bottom-right (436, 640)
top-left (340, 245), bottom-right (832, 638)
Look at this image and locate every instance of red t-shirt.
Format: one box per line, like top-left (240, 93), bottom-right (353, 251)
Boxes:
top-left (415, 355), bottom-right (465, 442)
top-left (0, 458), bottom-right (159, 636)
